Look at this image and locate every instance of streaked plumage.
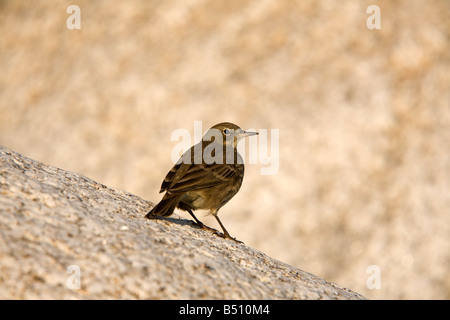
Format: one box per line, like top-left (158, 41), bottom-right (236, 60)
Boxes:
top-left (145, 122), bottom-right (257, 242)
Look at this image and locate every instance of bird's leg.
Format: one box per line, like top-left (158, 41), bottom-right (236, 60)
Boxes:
top-left (187, 209), bottom-right (218, 233)
top-left (213, 214), bottom-right (243, 244)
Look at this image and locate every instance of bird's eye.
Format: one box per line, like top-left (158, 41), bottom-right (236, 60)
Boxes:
top-left (223, 128), bottom-right (230, 135)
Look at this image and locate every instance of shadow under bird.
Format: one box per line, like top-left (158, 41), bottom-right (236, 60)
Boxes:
top-left (146, 122), bottom-right (258, 243)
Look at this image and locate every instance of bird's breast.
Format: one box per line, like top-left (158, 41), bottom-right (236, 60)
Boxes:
top-left (180, 171), bottom-right (244, 211)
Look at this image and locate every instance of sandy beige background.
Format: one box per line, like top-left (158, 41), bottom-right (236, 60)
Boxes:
top-left (1, 0), bottom-right (449, 299)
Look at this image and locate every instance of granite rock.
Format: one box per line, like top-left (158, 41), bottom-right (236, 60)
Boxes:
top-left (0, 146), bottom-right (365, 299)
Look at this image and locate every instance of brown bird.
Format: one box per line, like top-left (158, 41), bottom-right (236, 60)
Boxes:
top-left (146, 122), bottom-right (258, 242)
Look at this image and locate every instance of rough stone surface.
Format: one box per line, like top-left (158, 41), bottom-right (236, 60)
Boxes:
top-left (1, 1), bottom-right (449, 299)
top-left (0, 146), bottom-right (365, 299)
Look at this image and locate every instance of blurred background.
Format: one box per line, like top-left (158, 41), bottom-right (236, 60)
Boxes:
top-left (0, 0), bottom-right (449, 299)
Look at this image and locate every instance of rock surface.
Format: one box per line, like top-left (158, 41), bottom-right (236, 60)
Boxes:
top-left (1, 1), bottom-right (449, 299)
top-left (0, 146), bottom-right (365, 299)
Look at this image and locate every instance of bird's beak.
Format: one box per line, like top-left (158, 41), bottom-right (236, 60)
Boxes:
top-left (236, 129), bottom-right (258, 138)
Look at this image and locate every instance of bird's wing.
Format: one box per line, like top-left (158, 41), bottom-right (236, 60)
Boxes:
top-left (160, 145), bottom-right (197, 192)
top-left (161, 162), bottom-right (241, 194)
top-left (160, 162), bottom-right (191, 192)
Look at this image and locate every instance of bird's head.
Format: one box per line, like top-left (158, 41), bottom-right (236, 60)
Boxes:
top-left (207, 122), bottom-right (258, 148)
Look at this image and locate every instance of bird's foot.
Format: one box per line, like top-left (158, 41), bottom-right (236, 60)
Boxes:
top-left (214, 231), bottom-right (244, 244)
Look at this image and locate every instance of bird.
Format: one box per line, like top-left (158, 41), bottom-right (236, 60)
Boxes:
top-left (145, 122), bottom-right (258, 243)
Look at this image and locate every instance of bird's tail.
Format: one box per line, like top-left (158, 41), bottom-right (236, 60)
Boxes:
top-left (145, 194), bottom-right (181, 218)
